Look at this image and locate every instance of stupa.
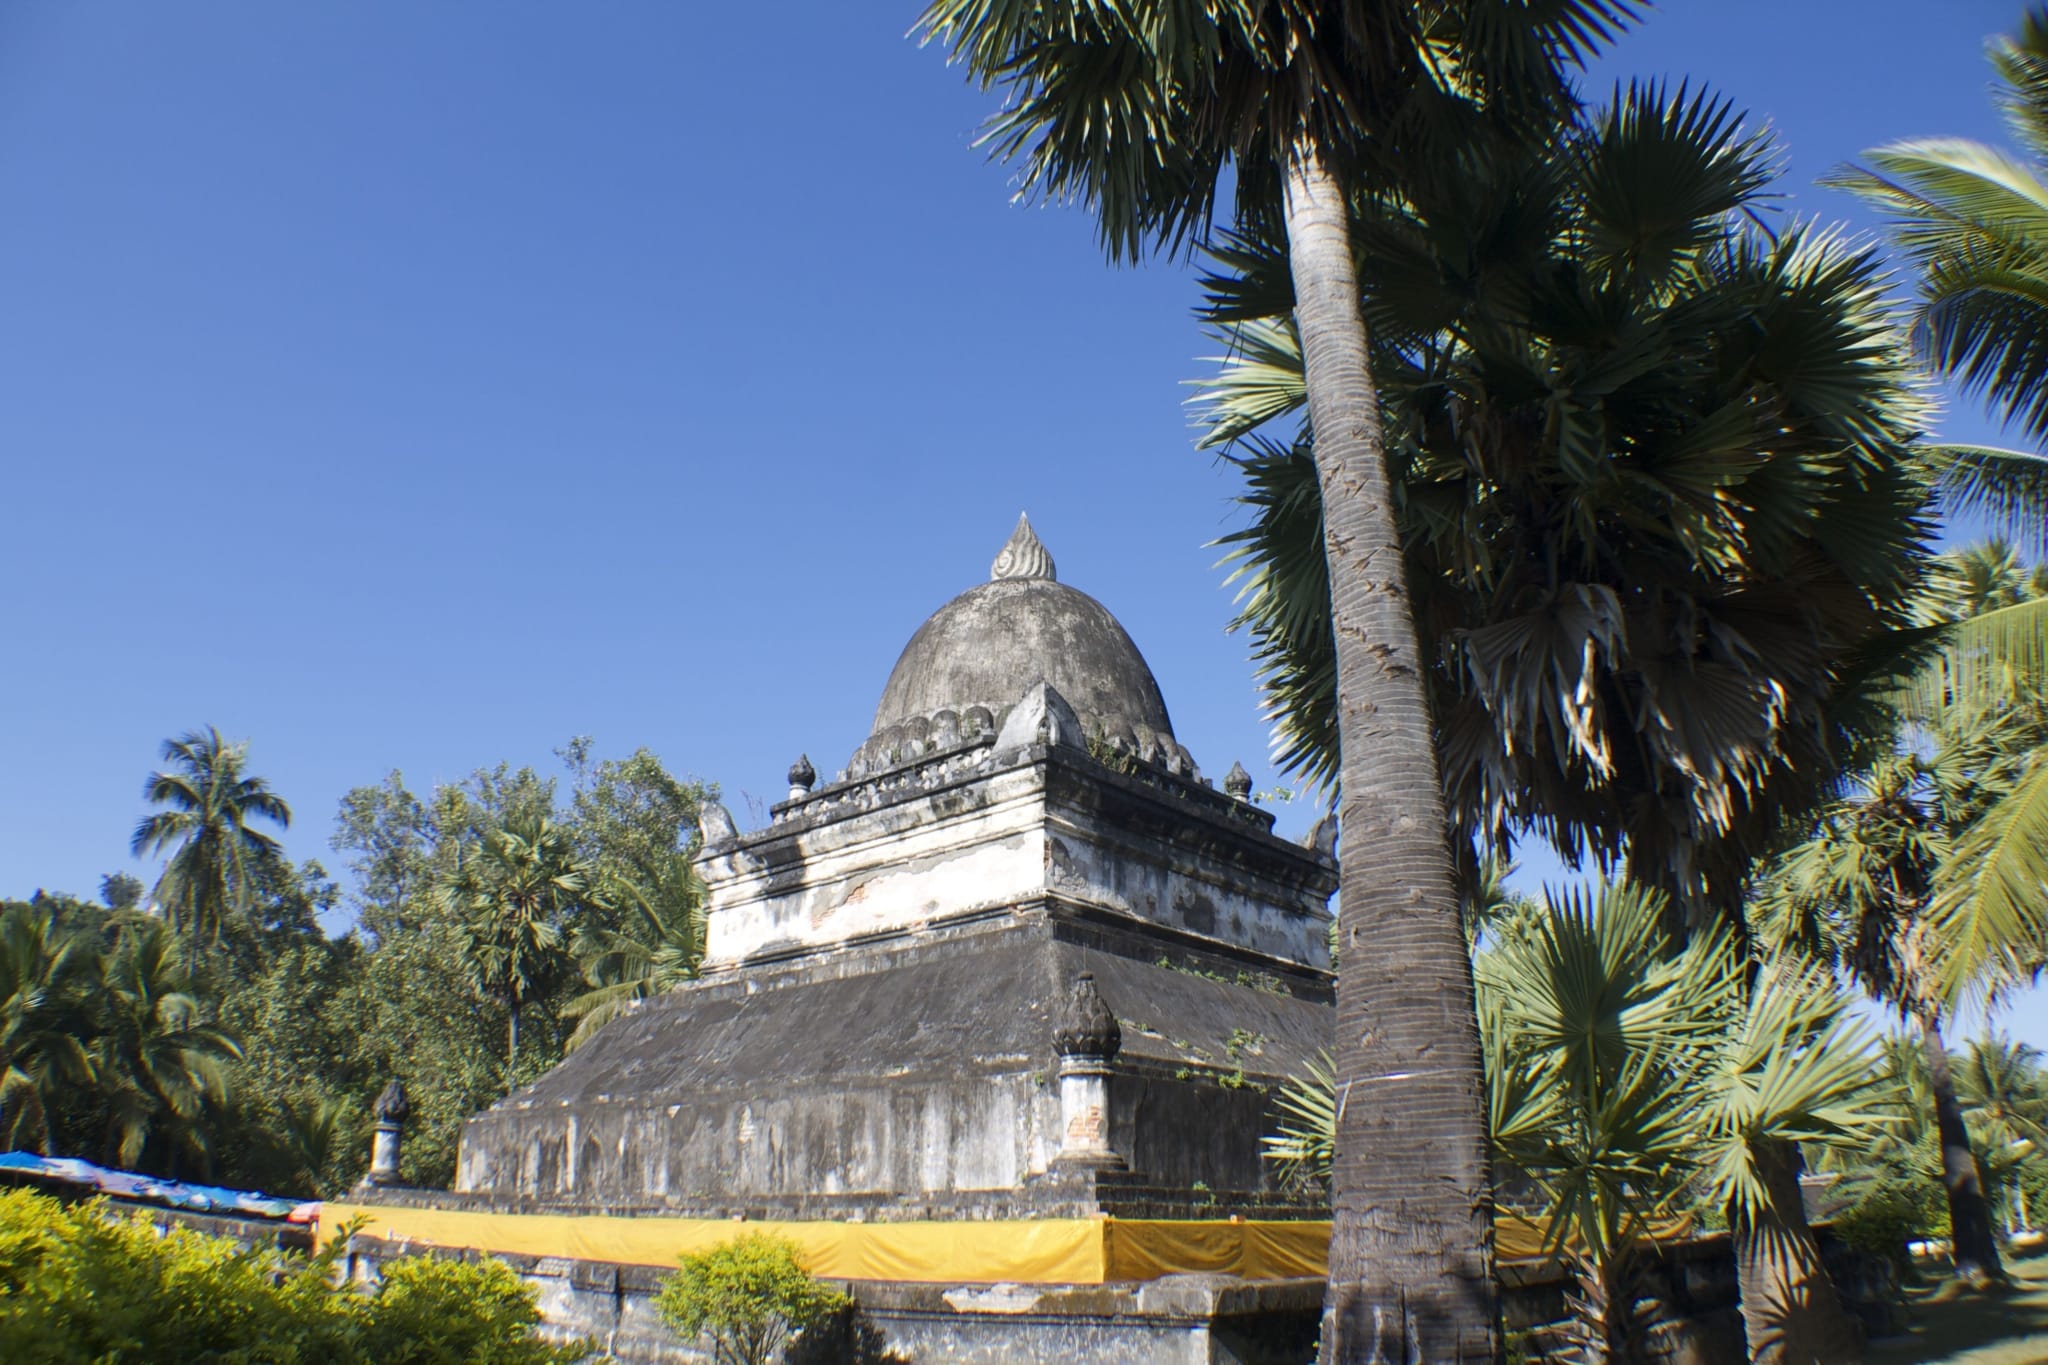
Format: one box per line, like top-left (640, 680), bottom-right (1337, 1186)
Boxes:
top-left (452, 516), bottom-right (1337, 1218)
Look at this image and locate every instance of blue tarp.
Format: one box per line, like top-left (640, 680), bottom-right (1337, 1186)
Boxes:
top-left (0, 1150), bottom-right (317, 1221)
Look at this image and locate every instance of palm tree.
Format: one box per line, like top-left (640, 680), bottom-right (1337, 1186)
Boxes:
top-left (437, 814), bottom-right (597, 1092)
top-left (1268, 881), bottom-right (1893, 1364)
top-left (130, 727), bottom-right (292, 966)
top-left (914, 7), bottom-right (1636, 1353)
top-left (1757, 700), bottom-right (2046, 1284)
top-left (1830, 10), bottom-right (2048, 1005)
top-left (0, 904), bottom-right (96, 1153)
top-left (272, 1092), bottom-right (363, 1197)
top-left (92, 918), bottom-right (243, 1175)
top-left (1697, 958), bottom-right (1895, 1364)
top-left (1200, 84), bottom-right (1932, 923)
top-left (1204, 87), bottom-right (1929, 1354)
top-left (565, 852), bottom-right (705, 1050)
top-left (1480, 882), bottom-right (1725, 1364)
top-left (1948, 1035), bottom-right (2048, 1236)
top-left (1824, 6), bottom-right (2048, 558)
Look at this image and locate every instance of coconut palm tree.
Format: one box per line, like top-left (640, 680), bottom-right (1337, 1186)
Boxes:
top-left (437, 814), bottom-right (597, 1092)
top-left (130, 727), bottom-right (292, 967)
top-left (565, 852), bottom-right (705, 1050)
top-left (0, 903), bottom-right (96, 1153)
top-left (92, 918), bottom-right (243, 1175)
top-left (914, 7), bottom-right (1637, 1353)
top-left (1824, 6), bottom-right (2048, 558)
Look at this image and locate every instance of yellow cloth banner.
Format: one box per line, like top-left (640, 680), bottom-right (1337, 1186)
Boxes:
top-left (320, 1204), bottom-right (1107, 1283)
top-left (1102, 1218), bottom-right (1330, 1280)
top-left (318, 1204), bottom-right (1696, 1284)
top-left (319, 1205), bottom-right (1330, 1284)
top-left (1495, 1211), bottom-right (1698, 1261)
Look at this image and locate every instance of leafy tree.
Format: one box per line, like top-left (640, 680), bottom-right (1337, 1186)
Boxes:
top-left (654, 1233), bottom-right (849, 1365)
top-left (332, 771), bottom-right (440, 945)
top-left (1825, 6), bottom-right (2048, 556)
top-left (329, 755), bottom-right (605, 1183)
top-left (130, 727), bottom-right (292, 965)
top-left (437, 814), bottom-right (600, 1093)
top-left (1479, 882), bottom-right (1722, 1364)
top-left (98, 874), bottom-right (143, 912)
top-left (1697, 957), bottom-right (1895, 1364)
top-left (561, 740), bottom-right (713, 897)
top-left (0, 903), bottom-right (95, 1153)
top-left (914, 6), bottom-right (1639, 1350)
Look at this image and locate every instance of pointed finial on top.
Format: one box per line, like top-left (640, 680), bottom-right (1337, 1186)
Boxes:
top-left (991, 513), bottom-right (1057, 582)
top-left (1224, 761), bottom-right (1253, 801)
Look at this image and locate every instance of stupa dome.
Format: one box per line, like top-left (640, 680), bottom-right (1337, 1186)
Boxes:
top-left (851, 516), bottom-right (1181, 772)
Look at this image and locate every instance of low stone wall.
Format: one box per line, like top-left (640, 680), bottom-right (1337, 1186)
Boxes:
top-left (341, 1235), bottom-right (1318, 1365)
top-left (337, 1229), bottom-right (1898, 1365)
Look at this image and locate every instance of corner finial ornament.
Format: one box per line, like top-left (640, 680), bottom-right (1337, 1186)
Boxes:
top-left (991, 513), bottom-right (1057, 583)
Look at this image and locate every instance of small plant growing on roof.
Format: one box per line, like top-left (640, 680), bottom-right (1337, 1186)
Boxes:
top-left (653, 1232), bottom-right (849, 1365)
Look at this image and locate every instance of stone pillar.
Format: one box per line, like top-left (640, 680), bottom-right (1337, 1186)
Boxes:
top-left (368, 1079), bottom-right (409, 1187)
top-left (1051, 972), bottom-right (1125, 1171)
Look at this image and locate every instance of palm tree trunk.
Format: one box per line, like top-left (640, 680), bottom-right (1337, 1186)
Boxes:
top-left (1917, 1010), bottom-right (2003, 1284)
top-left (506, 1003), bottom-right (520, 1097)
top-left (1281, 143), bottom-right (1499, 1365)
top-left (1732, 1139), bottom-right (1864, 1365)
top-left (1564, 1247), bottom-right (1638, 1365)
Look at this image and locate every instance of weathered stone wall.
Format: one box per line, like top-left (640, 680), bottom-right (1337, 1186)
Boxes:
top-left (702, 744), bottom-right (1334, 970)
top-left (453, 917), bottom-right (1335, 1210)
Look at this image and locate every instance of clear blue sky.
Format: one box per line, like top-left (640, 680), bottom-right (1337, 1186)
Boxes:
top-left (1, 2), bottom-right (2038, 1039)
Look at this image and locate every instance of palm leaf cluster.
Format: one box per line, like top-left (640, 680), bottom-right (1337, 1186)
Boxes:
top-left (1202, 84), bottom-right (1934, 917)
top-left (1827, 9), bottom-right (2048, 477)
top-left (0, 903), bottom-right (242, 1175)
top-left (435, 814), bottom-right (603, 1089)
top-left (1955, 1035), bottom-right (2048, 1233)
top-left (1826, 9), bottom-right (2048, 1020)
top-left (1758, 697), bottom-right (2048, 1009)
top-left (565, 850), bottom-right (706, 1050)
top-left (1823, 1034), bottom-right (2048, 1253)
top-left (915, 0), bottom-right (1634, 263)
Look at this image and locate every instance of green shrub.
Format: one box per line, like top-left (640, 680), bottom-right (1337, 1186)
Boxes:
top-left (1830, 1172), bottom-right (1949, 1266)
top-left (0, 1187), bottom-right (591, 1364)
top-left (653, 1233), bottom-right (849, 1365)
